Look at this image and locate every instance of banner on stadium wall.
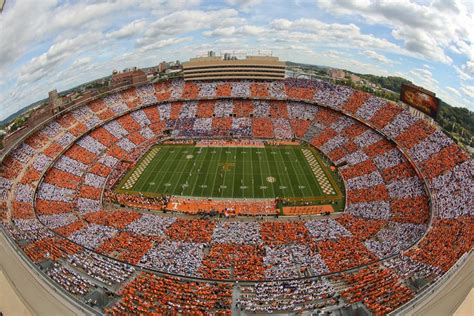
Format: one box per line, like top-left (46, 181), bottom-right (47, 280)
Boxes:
top-left (400, 83), bottom-right (440, 118)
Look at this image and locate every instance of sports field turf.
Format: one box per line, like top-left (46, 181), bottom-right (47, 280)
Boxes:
top-left (117, 144), bottom-right (343, 200)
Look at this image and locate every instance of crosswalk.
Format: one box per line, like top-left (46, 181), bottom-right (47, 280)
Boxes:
top-left (122, 147), bottom-right (160, 190)
top-left (302, 149), bottom-right (335, 195)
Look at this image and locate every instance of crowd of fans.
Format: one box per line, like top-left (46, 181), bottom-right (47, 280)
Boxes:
top-left (139, 241), bottom-right (204, 277)
top-left (264, 244), bottom-right (329, 278)
top-left (364, 222), bottom-right (426, 258)
top-left (105, 191), bottom-right (168, 211)
top-left (305, 218), bottom-right (352, 240)
top-left (0, 78), bottom-right (471, 315)
top-left (107, 272), bottom-right (232, 315)
top-left (47, 262), bottom-right (95, 295)
top-left (67, 250), bottom-right (135, 286)
top-left (237, 278), bottom-right (336, 313)
top-left (340, 264), bottom-right (414, 315)
top-left (164, 196), bottom-right (277, 216)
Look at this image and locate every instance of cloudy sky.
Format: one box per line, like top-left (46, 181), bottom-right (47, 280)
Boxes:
top-left (0, 0), bottom-right (473, 120)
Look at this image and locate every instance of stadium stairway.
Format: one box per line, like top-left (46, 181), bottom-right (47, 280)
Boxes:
top-left (232, 283), bottom-right (241, 316)
top-left (303, 122), bottom-right (324, 143)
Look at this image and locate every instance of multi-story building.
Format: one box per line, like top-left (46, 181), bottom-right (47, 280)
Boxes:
top-left (183, 53), bottom-right (285, 81)
top-left (111, 68), bottom-right (147, 88)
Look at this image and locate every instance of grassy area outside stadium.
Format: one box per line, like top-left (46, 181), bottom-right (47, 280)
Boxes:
top-left (115, 142), bottom-right (345, 212)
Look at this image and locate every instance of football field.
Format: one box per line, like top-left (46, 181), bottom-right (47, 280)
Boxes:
top-left (117, 144), bottom-right (343, 200)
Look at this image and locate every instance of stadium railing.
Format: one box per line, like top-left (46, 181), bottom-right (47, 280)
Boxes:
top-left (0, 79), bottom-right (469, 316)
top-left (0, 225), bottom-right (101, 315)
top-left (388, 249), bottom-right (472, 315)
top-left (13, 94), bottom-right (437, 283)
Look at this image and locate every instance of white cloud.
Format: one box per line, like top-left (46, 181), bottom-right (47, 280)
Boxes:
top-left (226, 0), bottom-right (262, 5)
top-left (108, 19), bottom-right (147, 39)
top-left (137, 37), bottom-right (193, 54)
top-left (0, 0), bottom-right (132, 70)
top-left (71, 57), bottom-right (92, 68)
top-left (0, 0), bottom-right (54, 69)
top-left (139, 0), bottom-right (202, 16)
top-left (407, 68), bottom-right (439, 91)
top-left (446, 86), bottom-right (462, 97)
top-left (268, 18), bottom-right (403, 54)
top-left (391, 27), bottom-right (452, 64)
top-left (344, 59), bottom-right (390, 76)
top-left (18, 33), bottom-right (103, 84)
top-left (363, 50), bottom-right (394, 64)
top-left (315, 0), bottom-right (474, 64)
top-left (461, 61), bottom-right (474, 77)
top-left (203, 27), bottom-right (237, 37)
top-left (460, 84), bottom-right (474, 98)
top-left (225, 0), bottom-right (263, 11)
top-left (203, 25), bottom-right (265, 37)
top-left (320, 50), bottom-right (345, 59)
top-left (436, 89), bottom-right (472, 111)
top-left (0, 0), bottom-right (202, 71)
top-left (454, 65), bottom-right (473, 81)
top-left (1, 0), bottom-right (473, 120)
top-left (141, 9), bottom-right (242, 39)
top-left (215, 37), bottom-right (241, 44)
top-left (271, 19), bottom-right (293, 30)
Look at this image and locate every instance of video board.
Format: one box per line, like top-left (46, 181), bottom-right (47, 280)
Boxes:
top-left (400, 83), bottom-right (440, 118)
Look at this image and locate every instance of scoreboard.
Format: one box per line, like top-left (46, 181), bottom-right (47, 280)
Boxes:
top-left (400, 83), bottom-right (440, 118)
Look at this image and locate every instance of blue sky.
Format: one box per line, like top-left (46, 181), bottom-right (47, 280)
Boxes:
top-left (0, 0), bottom-right (473, 120)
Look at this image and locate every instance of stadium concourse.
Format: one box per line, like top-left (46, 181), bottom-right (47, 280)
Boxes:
top-left (0, 78), bottom-right (472, 315)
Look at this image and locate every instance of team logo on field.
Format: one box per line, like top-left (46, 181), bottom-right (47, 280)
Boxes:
top-left (266, 176), bottom-right (276, 183)
top-left (220, 162), bottom-right (235, 171)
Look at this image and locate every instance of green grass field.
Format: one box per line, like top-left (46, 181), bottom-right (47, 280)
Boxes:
top-left (117, 144), bottom-right (344, 201)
